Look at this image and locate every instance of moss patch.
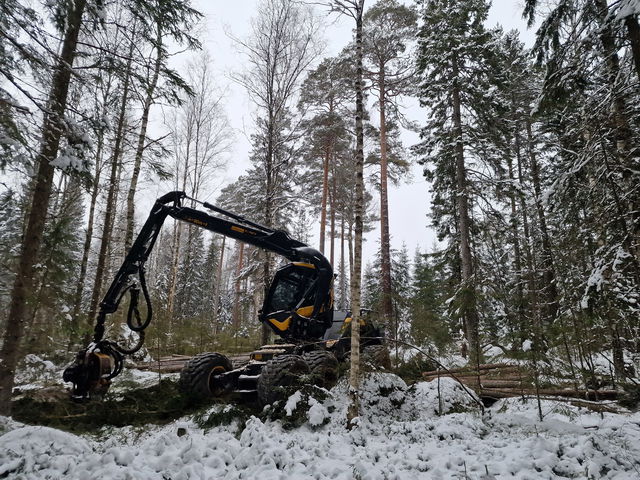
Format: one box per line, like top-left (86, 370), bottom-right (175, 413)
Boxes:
top-left (11, 380), bottom-right (228, 434)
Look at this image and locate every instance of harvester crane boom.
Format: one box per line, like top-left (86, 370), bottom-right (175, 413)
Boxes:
top-left (64, 191), bottom-right (333, 399)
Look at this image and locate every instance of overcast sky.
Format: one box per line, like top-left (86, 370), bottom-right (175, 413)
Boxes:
top-left (153, 0), bottom-right (536, 265)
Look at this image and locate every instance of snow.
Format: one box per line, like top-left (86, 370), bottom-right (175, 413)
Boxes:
top-left (2, 373), bottom-right (640, 479)
top-left (615, 0), bottom-right (640, 20)
top-left (284, 389), bottom-right (303, 416)
top-left (307, 397), bottom-right (329, 426)
top-left (522, 339), bottom-right (532, 352)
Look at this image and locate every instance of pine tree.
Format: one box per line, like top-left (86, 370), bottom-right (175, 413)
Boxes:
top-left (362, 0), bottom-right (416, 332)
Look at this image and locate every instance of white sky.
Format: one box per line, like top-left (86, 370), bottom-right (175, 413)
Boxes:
top-left (155, 0), bottom-right (536, 265)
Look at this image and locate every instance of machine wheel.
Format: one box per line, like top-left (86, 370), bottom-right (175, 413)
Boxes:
top-left (179, 352), bottom-right (233, 398)
top-left (257, 354), bottom-right (309, 406)
top-left (303, 351), bottom-right (339, 388)
top-left (362, 345), bottom-right (392, 370)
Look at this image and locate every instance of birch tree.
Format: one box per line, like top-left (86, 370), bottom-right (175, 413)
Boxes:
top-left (232, 0), bottom-right (321, 344)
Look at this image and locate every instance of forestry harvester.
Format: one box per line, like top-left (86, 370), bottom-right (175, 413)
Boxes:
top-left (63, 191), bottom-right (389, 405)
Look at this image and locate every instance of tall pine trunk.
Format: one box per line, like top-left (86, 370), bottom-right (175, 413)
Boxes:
top-left (339, 215), bottom-right (347, 309)
top-left (319, 145), bottom-right (330, 254)
top-left (0, 0), bottom-right (87, 414)
top-left (330, 169), bottom-right (336, 266)
top-left (451, 51), bottom-right (480, 367)
top-left (377, 70), bottom-right (393, 329)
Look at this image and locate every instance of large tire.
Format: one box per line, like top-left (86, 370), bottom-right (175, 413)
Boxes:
top-left (362, 345), bottom-right (392, 370)
top-left (303, 351), bottom-right (339, 389)
top-left (179, 352), bottom-right (233, 398)
top-left (257, 354), bottom-right (309, 406)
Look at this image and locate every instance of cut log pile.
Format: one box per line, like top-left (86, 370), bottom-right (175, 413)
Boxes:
top-left (422, 363), bottom-right (618, 401)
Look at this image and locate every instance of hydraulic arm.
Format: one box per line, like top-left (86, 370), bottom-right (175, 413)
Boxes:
top-left (63, 191), bottom-right (332, 399)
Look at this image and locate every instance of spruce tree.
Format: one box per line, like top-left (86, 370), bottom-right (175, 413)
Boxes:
top-left (414, 0), bottom-right (497, 365)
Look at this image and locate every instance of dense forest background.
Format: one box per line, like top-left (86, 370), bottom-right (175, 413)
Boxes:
top-left (1, 0), bottom-right (639, 411)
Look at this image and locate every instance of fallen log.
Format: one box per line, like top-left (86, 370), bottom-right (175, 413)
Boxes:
top-left (422, 363), bottom-right (519, 377)
top-left (479, 387), bottom-right (618, 401)
top-left (479, 380), bottom-right (526, 388)
top-left (423, 373), bottom-right (527, 382)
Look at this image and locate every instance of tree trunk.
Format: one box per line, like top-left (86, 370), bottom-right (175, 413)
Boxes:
top-left (86, 40), bottom-right (135, 331)
top-left (526, 119), bottom-right (558, 322)
top-left (70, 111), bottom-right (106, 346)
top-left (319, 145), bottom-right (330, 254)
top-left (377, 69), bottom-right (393, 329)
top-left (451, 51), bottom-right (480, 367)
top-left (626, 15), bottom-right (640, 83)
top-left (594, 0), bottom-right (631, 157)
top-left (0, 0), bottom-right (87, 415)
top-left (507, 120), bottom-right (525, 338)
top-left (347, 0), bottom-right (366, 428)
top-left (213, 235), bottom-right (225, 334)
top-left (330, 172), bottom-right (336, 266)
top-left (124, 21), bottom-right (162, 251)
top-left (339, 215), bottom-right (347, 309)
top-left (167, 138), bottom-right (191, 321)
top-left (262, 113), bottom-right (275, 346)
top-left (232, 242), bottom-right (245, 330)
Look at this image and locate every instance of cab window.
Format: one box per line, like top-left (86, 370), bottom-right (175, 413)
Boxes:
top-left (267, 267), bottom-right (316, 313)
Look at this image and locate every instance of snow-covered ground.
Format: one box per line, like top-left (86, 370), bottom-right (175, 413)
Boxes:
top-left (2, 372), bottom-right (640, 479)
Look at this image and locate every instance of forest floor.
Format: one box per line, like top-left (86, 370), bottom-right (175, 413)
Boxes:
top-left (2, 354), bottom-right (640, 479)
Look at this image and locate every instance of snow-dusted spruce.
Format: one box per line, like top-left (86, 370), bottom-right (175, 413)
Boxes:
top-left (415, 0), bottom-right (498, 367)
top-left (0, 0), bottom-right (89, 416)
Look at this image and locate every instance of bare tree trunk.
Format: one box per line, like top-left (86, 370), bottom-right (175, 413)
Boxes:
top-left (347, 219), bottom-right (353, 273)
top-left (594, 0), bottom-right (631, 157)
top-left (166, 221), bottom-right (182, 322)
top-left (377, 69), bottom-right (393, 329)
top-left (507, 119), bottom-right (525, 338)
top-left (167, 140), bottom-right (190, 320)
top-left (452, 51), bottom-right (480, 367)
top-left (86, 41), bottom-right (135, 331)
top-left (0, 0), bottom-right (87, 415)
top-left (626, 15), bottom-right (640, 83)
top-left (339, 215), bottom-right (347, 309)
top-left (526, 119), bottom-right (558, 323)
top-left (330, 173), bottom-right (336, 266)
top-left (233, 242), bottom-right (245, 330)
top-left (262, 113), bottom-right (275, 346)
top-left (70, 112), bottom-right (106, 346)
top-left (347, 0), bottom-right (366, 428)
top-left (213, 236), bottom-right (225, 334)
top-left (124, 21), bottom-right (162, 251)
top-left (319, 145), bottom-right (330, 254)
